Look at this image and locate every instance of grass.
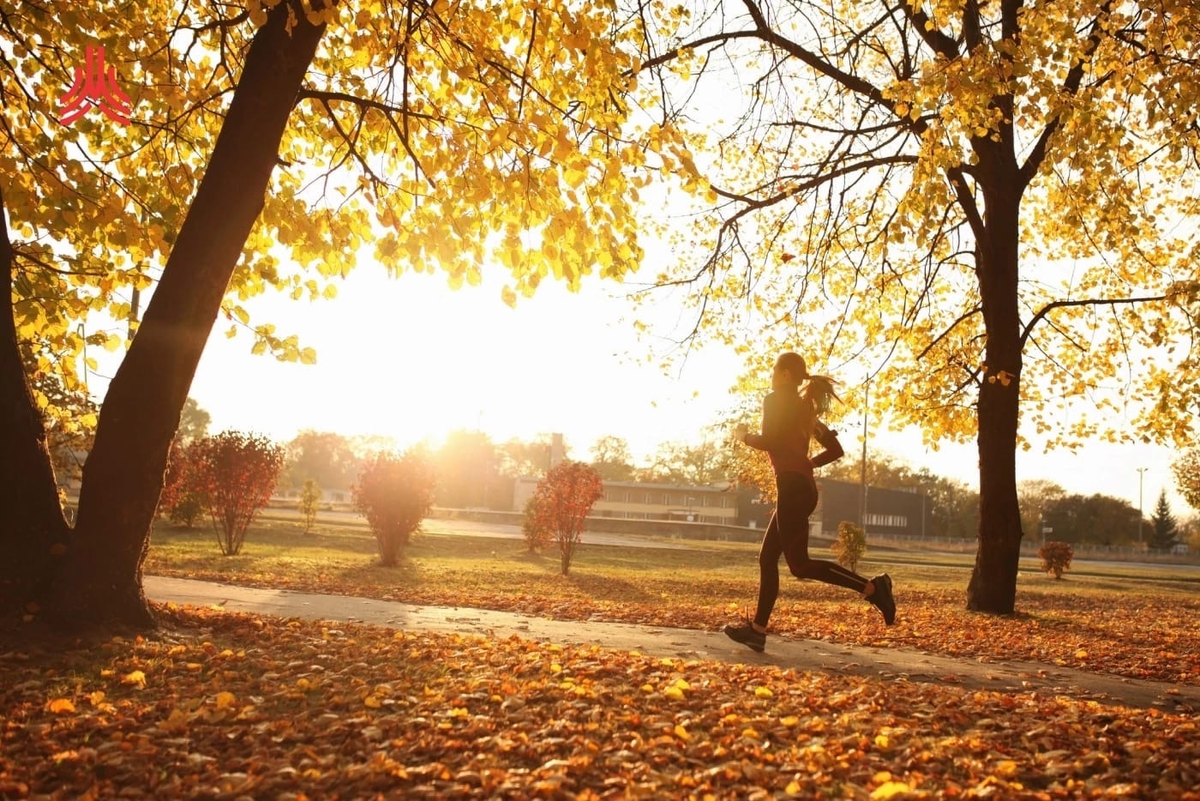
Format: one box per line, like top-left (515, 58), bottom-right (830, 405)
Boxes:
top-left (143, 514), bottom-right (1200, 688)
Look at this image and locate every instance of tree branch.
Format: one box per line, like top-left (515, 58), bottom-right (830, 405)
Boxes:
top-left (1020, 293), bottom-right (1170, 348)
top-left (1017, 0), bottom-right (1118, 190)
top-left (917, 304), bottom-right (983, 361)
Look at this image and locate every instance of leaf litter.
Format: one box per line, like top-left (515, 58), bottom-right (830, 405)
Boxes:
top-left (3, 605), bottom-right (1198, 799)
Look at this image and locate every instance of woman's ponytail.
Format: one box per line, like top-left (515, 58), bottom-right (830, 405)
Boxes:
top-left (803, 375), bottom-right (840, 415)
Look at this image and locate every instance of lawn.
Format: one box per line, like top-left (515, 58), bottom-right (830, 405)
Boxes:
top-left (142, 517), bottom-right (1200, 687)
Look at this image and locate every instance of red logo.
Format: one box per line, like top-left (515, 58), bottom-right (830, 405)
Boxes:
top-left (59, 46), bottom-right (132, 126)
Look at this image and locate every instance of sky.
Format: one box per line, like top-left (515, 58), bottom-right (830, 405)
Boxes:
top-left (108, 258), bottom-right (1187, 518)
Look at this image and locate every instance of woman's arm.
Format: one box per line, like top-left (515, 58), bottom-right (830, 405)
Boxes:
top-left (741, 394), bottom-right (783, 451)
top-left (810, 420), bottom-right (844, 467)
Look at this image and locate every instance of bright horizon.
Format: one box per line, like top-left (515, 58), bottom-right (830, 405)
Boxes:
top-left (130, 260), bottom-right (1190, 516)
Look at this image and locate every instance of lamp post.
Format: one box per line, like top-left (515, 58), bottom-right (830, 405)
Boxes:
top-left (1136, 467), bottom-right (1148, 546)
top-left (859, 375), bottom-right (868, 531)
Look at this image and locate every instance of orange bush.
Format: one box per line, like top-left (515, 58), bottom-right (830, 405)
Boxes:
top-left (1037, 541), bottom-right (1074, 579)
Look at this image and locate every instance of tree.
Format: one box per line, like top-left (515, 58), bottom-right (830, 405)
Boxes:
top-left (1173, 448), bottom-right (1200, 512)
top-left (353, 450), bottom-right (437, 567)
top-left (831, 521), bottom-right (866, 573)
top-left (497, 437), bottom-right (556, 479)
top-left (1018, 480), bottom-right (1067, 543)
top-left (434, 430), bottom-right (499, 509)
top-left (914, 472), bottom-right (979, 541)
top-left (189, 431), bottom-right (285, 556)
top-left (284, 430), bottom-right (360, 491)
top-left (649, 439), bottom-right (732, 486)
top-left (2, 0), bottom-right (653, 628)
top-left (636, 0), bottom-right (1200, 613)
top-left (1147, 490), bottom-right (1180, 553)
top-left (529, 461), bottom-right (604, 576)
top-left (589, 435), bottom-right (636, 481)
top-left (1042, 493), bottom-right (1141, 546)
top-left (176, 398), bottom-right (211, 445)
top-left (299, 479), bottom-right (321, 535)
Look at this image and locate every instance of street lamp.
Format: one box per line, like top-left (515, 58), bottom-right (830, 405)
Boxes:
top-left (1136, 467), bottom-right (1148, 546)
top-left (859, 375), bottom-right (868, 531)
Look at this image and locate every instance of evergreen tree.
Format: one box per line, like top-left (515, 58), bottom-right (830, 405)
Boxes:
top-left (1147, 491), bottom-right (1180, 553)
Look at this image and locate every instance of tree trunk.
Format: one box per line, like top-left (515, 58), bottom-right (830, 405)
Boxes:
top-left (0, 188), bottom-right (71, 623)
top-left (966, 164), bottom-right (1024, 614)
top-left (40, 1), bottom-right (329, 630)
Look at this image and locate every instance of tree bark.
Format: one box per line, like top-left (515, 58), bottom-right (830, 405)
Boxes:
top-left (0, 187), bottom-right (71, 622)
top-left (41, 1), bottom-right (329, 629)
top-left (966, 154), bottom-right (1024, 614)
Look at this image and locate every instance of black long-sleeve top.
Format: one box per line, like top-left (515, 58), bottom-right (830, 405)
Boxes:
top-left (744, 390), bottom-right (843, 476)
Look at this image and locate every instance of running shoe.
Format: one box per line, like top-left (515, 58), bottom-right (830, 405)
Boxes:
top-left (723, 619), bottom-right (766, 652)
top-left (868, 573), bottom-right (896, 625)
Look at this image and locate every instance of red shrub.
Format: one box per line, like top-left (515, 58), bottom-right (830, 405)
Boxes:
top-left (353, 450), bottom-right (437, 567)
top-left (189, 431), bottom-right (285, 555)
top-left (528, 461), bottom-right (604, 576)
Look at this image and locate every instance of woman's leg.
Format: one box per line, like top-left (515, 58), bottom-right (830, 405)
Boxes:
top-left (751, 510), bottom-right (784, 629)
top-left (776, 473), bottom-right (871, 594)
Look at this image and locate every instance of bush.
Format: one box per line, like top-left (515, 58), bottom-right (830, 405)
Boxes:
top-left (521, 494), bottom-right (550, 552)
top-left (190, 431), bottom-right (285, 556)
top-left (528, 461), bottom-right (603, 576)
top-left (1037, 541), bottom-right (1074, 579)
top-left (831, 521), bottom-right (867, 573)
top-left (299, 479), bottom-right (321, 534)
top-left (168, 494), bottom-right (204, 528)
top-left (353, 450), bottom-right (437, 567)
top-left (160, 439), bottom-right (205, 528)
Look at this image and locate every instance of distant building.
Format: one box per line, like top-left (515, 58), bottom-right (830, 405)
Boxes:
top-left (513, 477), bottom-right (739, 525)
top-left (815, 478), bottom-right (930, 539)
top-left (513, 474), bottom-right (930, 537)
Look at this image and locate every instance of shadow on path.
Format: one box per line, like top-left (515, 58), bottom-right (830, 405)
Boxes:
top-left (145, 575), bottom-right (1197, 713)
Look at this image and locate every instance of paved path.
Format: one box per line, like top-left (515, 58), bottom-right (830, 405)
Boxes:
top-left (145, 575), bottom-right (1198, 713)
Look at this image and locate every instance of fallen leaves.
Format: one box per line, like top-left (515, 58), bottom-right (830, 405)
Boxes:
top-left (2, 607), bottom-right (1198, 799)
top-left (145, 535), bottom-right (1200, 688)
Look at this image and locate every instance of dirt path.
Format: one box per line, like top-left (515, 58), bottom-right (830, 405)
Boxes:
top-left (145, 575), bottom-right (1198, 713)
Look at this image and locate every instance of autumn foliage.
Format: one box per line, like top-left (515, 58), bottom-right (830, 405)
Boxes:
top-left (353, 450), bottom-right (437, 567)
top-left (1038, 541), bottom-right (1075, 580)
top-left (520, 495), bottom-right (550, 553)
top-left (159, 440), bottom-right (204, 528)
top-left (188, 431), bottom-right (285, 556)
top-left (831, 521), bottom-right (867, 573)
top-left (298, 479), bottom-right (321, 535)
top-left (527, 461), bottom-right (604, 575)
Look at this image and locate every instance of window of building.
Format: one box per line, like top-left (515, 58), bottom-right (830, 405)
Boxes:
top-left (865, 513), bottom-right (907, 528)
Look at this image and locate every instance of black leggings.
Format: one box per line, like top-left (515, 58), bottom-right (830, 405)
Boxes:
top-left (753, 471), bottom-right (869, 628)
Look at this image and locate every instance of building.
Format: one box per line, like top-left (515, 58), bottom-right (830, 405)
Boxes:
top-left (513, 477), bottom-right (740, 525)
top-left (814, 477), bottom-right (930, 539)
top-left (514, 474), bottom-right (930, 537)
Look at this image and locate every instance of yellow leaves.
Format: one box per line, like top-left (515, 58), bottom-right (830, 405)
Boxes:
top-left (46, 698), bottom-right (76, 715)
top-left (563, 167), bottom-right (588, 189)
top-left (753, 686), bottom-right (774, 699)
top-left (986, 370), bottom-right (1015, 387)
top-left (870, 779), bottom-right (912, 799)
top-left (121, 670), bottom-right (147, 689)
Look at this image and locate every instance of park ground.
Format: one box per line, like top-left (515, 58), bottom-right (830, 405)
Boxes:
top-left (2, 517), bottom-right (1198, 799)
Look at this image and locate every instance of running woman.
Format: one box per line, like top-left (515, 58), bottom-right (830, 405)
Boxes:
top-left (724, 351), bottom-right (896, 652)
